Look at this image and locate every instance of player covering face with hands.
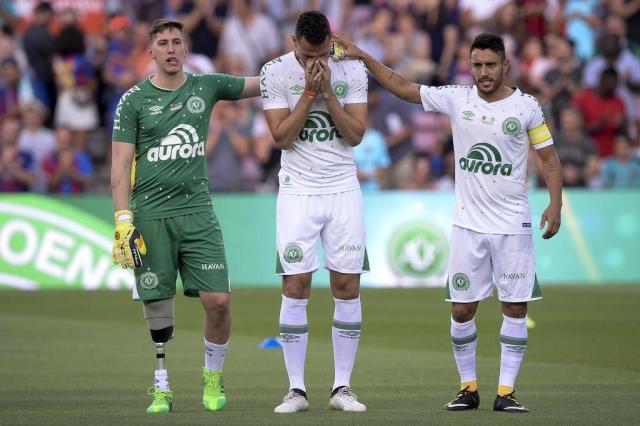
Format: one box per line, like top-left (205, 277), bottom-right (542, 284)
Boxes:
top-left (333, 33), bottom-right (562, 413)
top-left (111, 18), bottom-right (260, 415)
top-left (261, 11), bottom-right (369, 414)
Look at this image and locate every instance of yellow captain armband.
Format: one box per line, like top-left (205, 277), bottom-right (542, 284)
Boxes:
top-left (528, 123), bottom-right (552, 145)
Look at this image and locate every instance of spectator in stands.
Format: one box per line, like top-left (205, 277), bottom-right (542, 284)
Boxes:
top-left (388, 12), bottom-right (434, 84)
top-left (206, 100), bottom-right (252, 192)
top-left (449, 38), bottom-right (473, 85)
top-left (401, 153), bottom-right (435, 190)
top-left (554, 107), bottom-right (600, 187)
top-left (539, 37), bottom-right (583, 124)
top-left (103, 14), bottom-right (136, 135)
top-left (354, 112), bottom-right (390, 191)
top-left (518, 37), bottom-right (552, 94)
top-left (369, 81), bottom-right (418, 189)
top-left (52, 8), bottom-right (99, 151)
top-left (602, 133), bottom-right (640, 187)
top-left (131, 20), bottom-right (154, 80)
top-left (252, 109), bottom-right (280, 192)
top-left (583, 33), bottom-right (640, 126)
top-left (563, 0), bottom-right (602, 60)
top-left (0, 57), bottom-right (49, 122)
top-left (219, 0), bottom-right (280, 74)
top-left (459, 0), bottom-right (509, 33)
top-left (23, 2), bottom-right (56, 121)
top-left (434, 150), bottom-right (455, 190)
top-left (167, 0), bottom-right (229, 60)
top-left (415, 0), bottom-right (460, 84)
top-left (18, 100), bottom-right (55, 192)
top-left (42, 126), bottom-right (93, 193)
top-left (574, 67), bottom-right (627, 158)
top-left (610, 0), bottom-right (640, 56)
top-left (0, 118), bottom-right (36, 192)
top-left (355, 7), bottom-right (394, 64)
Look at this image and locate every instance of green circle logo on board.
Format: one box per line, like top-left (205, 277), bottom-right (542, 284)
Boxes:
top-left (139, 272), bottom-right (159, 290)
top-left (332, 81), bottom-right (348, 98)
top-left (387, 221), bottom-right (448, 279)
top-left (187, 96), bottom-right (205, 114)
top-left (284, 244), bottom-right (303, 263)
top-left (502, 117), bottom-right (521, 135)
top-left (451, 272), bottom-right (470, 291)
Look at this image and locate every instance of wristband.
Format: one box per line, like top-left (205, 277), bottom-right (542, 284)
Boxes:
top-left (304, 89), bottom-right (318, 98)
top-left (114, 209), bottom-right (133, 223)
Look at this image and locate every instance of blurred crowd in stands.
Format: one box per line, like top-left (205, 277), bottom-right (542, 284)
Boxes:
top-left (0, 0), bottom-right (639, 194)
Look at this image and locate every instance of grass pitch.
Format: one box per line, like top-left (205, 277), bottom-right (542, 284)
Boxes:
top-left (1, 285), bottom-right (639, 425)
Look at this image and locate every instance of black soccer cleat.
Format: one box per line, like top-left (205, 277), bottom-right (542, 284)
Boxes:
top-left (443, 386), bottom-right (480, 411)
top-left (493, 392), bottom-right (530, 413)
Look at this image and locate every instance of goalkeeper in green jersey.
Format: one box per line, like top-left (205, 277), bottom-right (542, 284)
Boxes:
top-left (111, 18), bottom-right (260, 414)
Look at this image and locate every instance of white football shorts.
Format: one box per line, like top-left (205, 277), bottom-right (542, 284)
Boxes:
top-left (445, 225), bottom-right (542, 303)
top-left (276, 190), bottom-right (369, 275)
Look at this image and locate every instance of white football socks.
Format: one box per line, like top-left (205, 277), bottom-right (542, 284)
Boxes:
top-left (332, 297), bottom-right (362, 390)
top-left (498, 315), bottom-right (528, 390)
top-left (154, 369), bottom-right (170, 391)
top-left (450, 317), bottom-right (478, 384)
top-left (279, 295), bottom-right (309, 392)
top-left (204, 339), bottom-right (228, 373)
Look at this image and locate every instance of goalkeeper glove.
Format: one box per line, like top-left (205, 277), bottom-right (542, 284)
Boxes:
top-left (112, 209), bottom-right (147, 269)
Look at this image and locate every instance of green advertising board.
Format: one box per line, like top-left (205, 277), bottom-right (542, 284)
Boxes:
top-left (0, 195), bottom-right (133, 290)
top-left (0, 191), bottom-right (638, 290)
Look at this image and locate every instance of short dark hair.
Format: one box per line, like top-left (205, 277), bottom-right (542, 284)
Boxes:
top-left (295, 11), bottom-right (331, 45)
top-left (470, 33), bottom-right (506, 60)
top-left (34, 2), bottom-right (54, 14)
top-left (149, 19), bottom-right (183, 41)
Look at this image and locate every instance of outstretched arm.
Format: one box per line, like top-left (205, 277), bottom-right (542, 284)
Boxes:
top-left (239, 76), bottom-right (260, 99)
top-left (333, 36), bottom-right (422, 104)
top-left (536, 145), bottom-right (563, 239)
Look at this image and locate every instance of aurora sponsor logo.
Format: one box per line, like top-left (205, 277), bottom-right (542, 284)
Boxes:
top-left (298, 111), bottom-right (343, 142)
top-left (147, 124), bottom-right (205, 162)
top-left (387, 220), bottom-right (448, 280)
top-left (0, 196), bottom-right (134, 291)
top-left (459, 142), bottom-right (513, 176)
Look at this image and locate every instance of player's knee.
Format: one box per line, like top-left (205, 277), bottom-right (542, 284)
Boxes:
top-left (143, 297), bottom-right (174, 330)
top-left (150, 326), bottom-right (173, 343)
top-left (502, 302), bottom-right (527, 318)
top-left (200, 292), bottom-right (230, 313)
top-left (282, 275), bottom-right (312, 298)
top-left (451, 303), bottom-right (477, 322)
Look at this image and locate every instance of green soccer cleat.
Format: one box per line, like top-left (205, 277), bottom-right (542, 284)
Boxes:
top-left (146, 387), bottom-right (173, 414)
top-left (202, 368), bottom-right (226, 411)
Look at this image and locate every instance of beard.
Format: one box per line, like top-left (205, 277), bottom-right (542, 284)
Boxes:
top-left (474, 75), bottom-right (503, 95)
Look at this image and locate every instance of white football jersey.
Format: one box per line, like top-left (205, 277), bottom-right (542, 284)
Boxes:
top-left (420, 85), bottom-right (553, 234)
top-left (261, 52), bottom-right (368, 194)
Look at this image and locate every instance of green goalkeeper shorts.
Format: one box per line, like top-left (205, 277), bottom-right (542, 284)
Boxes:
top-left (133, 210), bottom-right (230, 300)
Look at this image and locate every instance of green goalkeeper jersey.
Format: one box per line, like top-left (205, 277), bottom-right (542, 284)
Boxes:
top-left (112, 73), bottom-right (245, 220)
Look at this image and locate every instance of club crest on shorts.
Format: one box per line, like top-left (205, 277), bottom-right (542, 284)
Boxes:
top-left (187, 96), bottom-right (205, 114)
top-left (451, 273), bottom-right (470, 291)
top-left (283, 244), bottom-right (303, 263)
top-left (139, 271), bottom-right (159, 289)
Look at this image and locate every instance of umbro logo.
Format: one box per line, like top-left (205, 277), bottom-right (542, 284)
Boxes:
top-left (149, 105), bottom-right (163, 115)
